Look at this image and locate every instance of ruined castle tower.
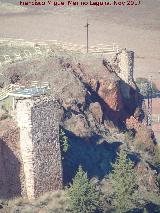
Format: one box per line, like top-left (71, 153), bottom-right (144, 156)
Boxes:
top-left (9, 88), bottom-right (63, 199)
top-left (114, 49), bottom-right (134, 84)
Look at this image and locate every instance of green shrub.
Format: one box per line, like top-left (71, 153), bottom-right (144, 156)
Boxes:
top-left (154, 146), bottom-right (160, 167)
top-left (143, 208), bottom-right (149, 213)
top-left (67, 166), bottom-right (101, 213)
top-left (0, 113), bottom-right (12, 121)
top-left (109, 150), bottom-right (138, 213)
top-left (59, 128), bottom-right (69, 153)
top-left (157, 175), bottom-right (160, 187)
top-left (1, 97), bottom-right (12, 113)
top-left (124, 130), bottom-right (134, 144)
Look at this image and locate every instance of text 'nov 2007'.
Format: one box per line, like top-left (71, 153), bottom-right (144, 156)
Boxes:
top-left (19, 1), bottom-right (141, 7)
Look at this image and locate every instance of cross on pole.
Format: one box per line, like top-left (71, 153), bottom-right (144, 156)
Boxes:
top-left (85, 19), bottom-right (90, 53)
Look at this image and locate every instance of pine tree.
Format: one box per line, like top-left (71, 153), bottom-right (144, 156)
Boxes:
top-left (109, 150), bottom-right (138, 213)
top-left (67, 166), bottom-right (101, 213)
top-left (143, 208), bottom-right (149, 213)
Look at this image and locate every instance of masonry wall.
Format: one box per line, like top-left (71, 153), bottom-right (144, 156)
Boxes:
top-left (32, 99), bottom-right (63, 197)
top-left (16, 97), bottom-right (63, 199)
top-left (116, 49), bottom-right (134, 84)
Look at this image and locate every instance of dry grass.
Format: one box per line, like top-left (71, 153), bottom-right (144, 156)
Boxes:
top-left (8, 197), bottom-right (29, 207)
top-left (3, 190), bottom-right (68, 213)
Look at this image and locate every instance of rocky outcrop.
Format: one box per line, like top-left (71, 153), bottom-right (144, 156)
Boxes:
top-left (126, 116), bottom-right (143, 130)
top-left (89, 102), bottom-right (103, 124)
top-left (126, 115), bottom-right (156, 154)
top-left (71, 59), bottom-right (143, 130)
top-left (1, 53), bottom-right (145, 133)
top-left (97, 79), bottom-right (124, 123)
top-left (136, 161), bottom-right (159, 193)
top-left (64, 114), bottom-right (91, 138)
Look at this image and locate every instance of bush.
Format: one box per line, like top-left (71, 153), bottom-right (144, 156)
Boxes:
top-left (143, 208), bottom-right (149, 213)
top-left (157, 175), bottom-right (160, 188)
top-left (67, 166), bottom-right (101, 213)
top-left (1, 97), bottom-right (13, 113)
top-left (109, 150), bottom-right (138, 213)
top-left (124, 130), bottom-right (135, 144)
top-left (0, 113), bottom-right (11, 121)
top-left (154, 146), bottom-right (160, 167)
top-left (59, 128), bottom-right (69, 153)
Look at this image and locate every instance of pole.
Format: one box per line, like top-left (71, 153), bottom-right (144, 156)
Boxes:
top-left (85, 19), bottom-right (89, 53)
top-left (147, 75), bottom-right (153, 127)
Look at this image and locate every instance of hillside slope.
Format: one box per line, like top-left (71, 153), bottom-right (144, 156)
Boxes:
top-left (0, 52), bottom-right (159, 211)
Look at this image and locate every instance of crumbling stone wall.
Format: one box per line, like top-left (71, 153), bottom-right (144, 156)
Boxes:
top-left (113, 49), bottom-right (134, 84)
top-left (16, 97), bottom-right (63, 199)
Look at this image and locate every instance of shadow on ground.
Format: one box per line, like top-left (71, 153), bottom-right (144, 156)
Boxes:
top-left (0, 139), bottom-right (21, 199)
top-left (126, 202), bottom-right (160, 213)
top-left (62, 129), bottom-right (122, 184)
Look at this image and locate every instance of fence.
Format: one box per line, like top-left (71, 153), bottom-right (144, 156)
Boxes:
top-left (152, 114), bottom-right (160, 123)
top-left (0, 81), bottom-right (50, 102)
top-left (88, 43), bottom-right (119, 54)
top-left (0, 84), bottom-right (16, 101)
top-left (0, 38), bottom-right (119, 67)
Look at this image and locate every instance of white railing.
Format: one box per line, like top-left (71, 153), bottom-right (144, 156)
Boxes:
top-left (0, 38), bottom-right (119, 67)
top-left (152, 114), bottom-right (160, 123)
top-left (88, 43), bottom-right (119, 54)
top-left (31, 81), bottom-right (50, 89)
top-left (0, 84), bottom-right (16, 101)
top-left (0, 81), bottom-right (50, 101)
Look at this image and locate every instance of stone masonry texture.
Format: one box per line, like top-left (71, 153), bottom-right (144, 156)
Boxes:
top-left (115, 49), bottom-right (134, 84)
top-left (15, 96), bottom-right (63, 199)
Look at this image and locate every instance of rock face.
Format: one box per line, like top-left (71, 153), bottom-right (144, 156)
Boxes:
top-left (97, 79), bottom-right (124, 123)
top-left (70, 56), bottom-right (143, 130)
top-left (136, 162), bottom-right (159, 193)
top-left (89, 102), bottom-right (103, 124)
top-left (126, 115), bottom-right (156, 154)
top-left (1, 52), bottom-right (144, 133)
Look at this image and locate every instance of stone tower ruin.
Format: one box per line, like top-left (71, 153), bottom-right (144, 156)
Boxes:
top-left (9, 88), bottom-right (63, 199)
top-left (113, 49), bottom-right (134, 84)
